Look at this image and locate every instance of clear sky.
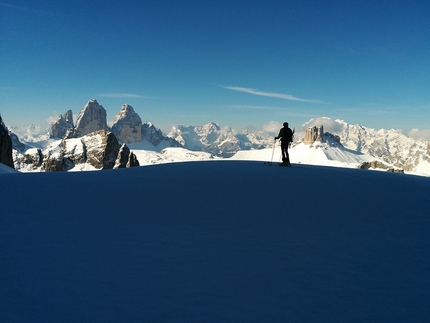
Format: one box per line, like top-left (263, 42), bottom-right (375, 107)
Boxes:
top-left (1, 0), bottom-right (429, 138)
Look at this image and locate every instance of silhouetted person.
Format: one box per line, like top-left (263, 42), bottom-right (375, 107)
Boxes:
top-left (275, 122), bottom-right (294, 166)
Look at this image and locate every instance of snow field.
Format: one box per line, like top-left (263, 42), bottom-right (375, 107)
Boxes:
top-left (1, 161), bottom-right (430, 322)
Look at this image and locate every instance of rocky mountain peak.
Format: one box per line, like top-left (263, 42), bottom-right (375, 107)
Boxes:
top-left (168, 122), bottom-right (272, 157)
top-left (111, 104), bottom-right (143, 143)
top-left (64, 110), bottom-right (73, 125)
top-left (200, 122), bottom-right (221, 133)
top-left (75, 99), bottom-right (108, 137)
top-left (50, 109), bottom-right (74, 139)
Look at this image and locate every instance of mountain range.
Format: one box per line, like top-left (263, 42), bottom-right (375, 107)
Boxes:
top-left (2, 99), bottom-right (430, 176)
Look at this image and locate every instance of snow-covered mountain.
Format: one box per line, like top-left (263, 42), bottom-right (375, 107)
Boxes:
top-left (168, 118), bottom-right (430, 175)
top-left (14, 130), bottom-right (127, 172)
top-left (8, 124), bottom-right (51, 143)
top-left (5, 112), bottom-right (430, 176)
top-left (7, 99), bottom-right (183, 171)
top-left (299, 118), bottom-right (430, 174)
top-left (168, 122), bottom-right (273, 157)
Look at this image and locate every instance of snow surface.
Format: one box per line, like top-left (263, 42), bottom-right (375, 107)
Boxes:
top-left (131, 147), bottom-right (216, 166)
top-left (1, 161), bottom-right (430, 322)
top-left (0, 163), bottom-right (19, 174)
top-left (231, 142), bottom-right (376, 169)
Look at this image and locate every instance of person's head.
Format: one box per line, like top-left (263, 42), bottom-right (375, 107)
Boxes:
top-left (283, 122), bottom-right (288, 127)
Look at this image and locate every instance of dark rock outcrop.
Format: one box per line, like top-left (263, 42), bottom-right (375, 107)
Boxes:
top-left (111, 104), bottom-right (143, 143)
top-left (41, 153), bottom-right (69, 172)
top-left (75, 99), bottom-right (108, 137)
top-left (82, 131), bottom-right (120, 170)
top-left (359, 160), bottom-right (404, 173)
top-left (0, 116), bottom-right (15, 168)
top-left (114, 143), bottom-right (131, 169)
top-left (127, 152), bottom-right (140, 167)
top-left (24, 148), bottom-right (44, 169)
top-left (114, 144), bottom-right (140, 169)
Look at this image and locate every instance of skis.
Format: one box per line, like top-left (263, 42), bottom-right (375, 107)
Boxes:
top-left (264, 161), bottom-right (302, 168)
top-left (278, 162), bottom-right (292, 167)
top-left (264, 161), bottom-right (292, 167)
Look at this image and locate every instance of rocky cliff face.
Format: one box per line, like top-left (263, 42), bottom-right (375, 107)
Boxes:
top-left (51, 110), bottom-right (74, 139)
top-left (77, 130), bottom-right (120, 170)
top-left (111, 104), bottom-right (143, 143)
top-left (304, 125), bottom-right (324, 144)
top-left (0, 116), bottom-right (15, 168)
top-left (22, 148), bottom-right (44, 170)
top-left (9, 99), bottom-right (184, 171)
top-left (41, 152), bottom-right (71, 172)
top-left (75, 99), bottom-right (108, 137)
top-left (15, 130), bottom-right (122, 171)
top-left (142, 122), bottom-right (165, 146)
top-left (302, 118), bottom-right (430, 173)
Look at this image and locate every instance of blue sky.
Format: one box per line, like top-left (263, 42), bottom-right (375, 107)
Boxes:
top-left (1, 0), bottom-right (429, 138)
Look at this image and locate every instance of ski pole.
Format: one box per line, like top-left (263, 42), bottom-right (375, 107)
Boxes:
top-left (270, 139), bottom-right (276, 165)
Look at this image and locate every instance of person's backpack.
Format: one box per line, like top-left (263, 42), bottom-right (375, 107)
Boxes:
top-left (284, 127), bottom-right (294, 143)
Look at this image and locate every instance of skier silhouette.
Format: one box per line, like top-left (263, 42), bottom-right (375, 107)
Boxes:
top-left (275, 122), bottom-right (294, 166)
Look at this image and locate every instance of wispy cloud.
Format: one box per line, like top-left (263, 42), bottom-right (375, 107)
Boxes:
top-left (0, 2), bottom-right (28, 10)
top-left (97, 93), bottom-right (150, 99)
top-left (222, 86), bottom-right (325, 104)
top-left (0, 2), bottom-right (51, 14)
top-left (262, 121), bottom-right (282, 133)
top-left (229, 105), bottom-right (284, 110)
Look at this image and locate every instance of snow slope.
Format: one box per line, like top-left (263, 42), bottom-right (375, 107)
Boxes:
top-left (0, 163), bottom-right (19, 174)
top-left (231, 142), bottom-right (376, 168)
top-left (1, 161), bottom-right (429, 322)
top-left (130, 147), bottom-right (216, 165)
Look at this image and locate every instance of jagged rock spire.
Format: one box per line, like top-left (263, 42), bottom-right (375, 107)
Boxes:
top-left (111, 104), bottom-right (143, 143)
top-left (75, 99), bottom-right (108, 137)
top-left (50, 110), bottom-right (74, 139)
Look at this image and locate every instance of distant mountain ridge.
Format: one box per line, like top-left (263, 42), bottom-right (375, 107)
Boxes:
top-left (167, 119), bottom-right (429, 174)
top-left (168, 122), bottom-right (273, 157)
top-left (3, 98), bottom-right (429, 175)
top-left (301, 118), bottom-right (430, 173)
top-left (9, 99), bottom-right (181, 171)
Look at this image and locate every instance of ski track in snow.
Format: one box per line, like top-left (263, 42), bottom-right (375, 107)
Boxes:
top-left (1, 161), bottom-right (430, 322)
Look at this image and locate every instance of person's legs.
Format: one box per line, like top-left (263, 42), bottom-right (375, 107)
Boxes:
top-left (281, 144), bottom-right (287, 163)
top-left (282, 143), bottom-right (290, 165)
top-left (285, 148), bottom-right (290, 165)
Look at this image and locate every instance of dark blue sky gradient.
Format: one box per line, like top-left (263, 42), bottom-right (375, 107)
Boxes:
top-left (1, 0), bottom-right (429, 135)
